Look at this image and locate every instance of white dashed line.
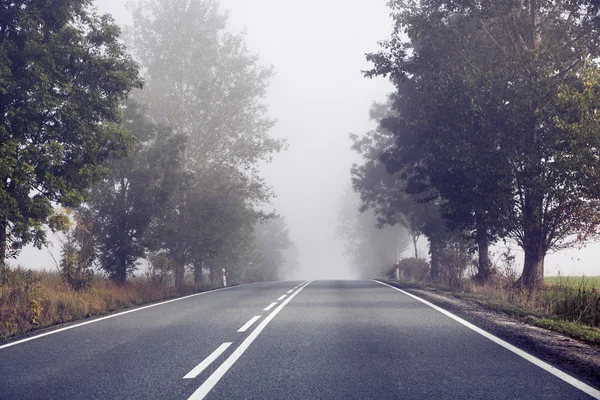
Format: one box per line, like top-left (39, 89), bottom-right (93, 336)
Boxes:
top-left (277, 295), bottom-right (287, 301)
top-left (183, 343), bottom-right (232, 379)
top-left (187, 281), bottom-right (312, 400)
top-left (287, 289), bottom-right (294, 294)
top-left (263, 302), bottom-right (278, 311)
top-left (237, 316), bottom-right (261, 333)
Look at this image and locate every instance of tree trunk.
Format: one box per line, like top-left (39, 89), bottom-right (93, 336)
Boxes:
top-left (115, 265), bottom-right (127, 285)
top-left (193, 258), bottom-right (203, 286)
top-left (519, 250), bottom-right (545, 290)
top-left (517, 184), bottom-right (546, 290)
top-left (175, 262), bottom-right (185, 293)
top-left (411, 232), bottom-right (419, 259)
top-left (429, 237), bottom-right (440, 281)
top-left (174, 250), bottom-right (186, 293)
top-left (475, 220), bottom-right (492, 284)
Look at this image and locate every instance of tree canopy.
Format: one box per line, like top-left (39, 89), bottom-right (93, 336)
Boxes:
top-left (364, 0), bottom-right (600, 289)
top-left (0, 0), bottom-right (142, 281)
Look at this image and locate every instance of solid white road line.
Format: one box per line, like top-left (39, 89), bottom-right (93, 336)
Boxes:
top-left (237, 316), bottom-right (261, 333)
top-left (277, 295), bottom-right (287, 301)
top-left (184, 343), bottom-right (232, 379)
top-left (263, 302), bottom-right (278, 311)
top-left (188, 281), bottom-right (313, 400)
top-left (0, 283), bottom-right (258, 351)
top-left (373, 280), bottom-right (600, 400)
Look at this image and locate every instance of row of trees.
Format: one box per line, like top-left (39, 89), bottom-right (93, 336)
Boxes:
top-left (350, 0), bottom-right (600, 290)
top-left (0, 0), bottom-right (294, 291)
top-left (337, 187), bottom-right (410, 279)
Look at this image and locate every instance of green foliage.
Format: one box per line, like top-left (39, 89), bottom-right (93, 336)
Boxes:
top-left (0, 0), bottom-right (142, 270)
top-left (146, 253), bottom-right (174, 286)
top-left (245, 216), bottom-right (293, 282)
top-left (366, 0), bottom-right (600, 289)
top-left (59, 210), bottom-right (96, 291)
top-left (125, 0), bottom-right (287, 290)
top-left (86, 100), bottom-right (185, 284)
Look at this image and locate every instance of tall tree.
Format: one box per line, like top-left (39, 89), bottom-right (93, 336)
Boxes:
top-left (337, 187), bottom-right (409, 279)
top-left (349, 100), bottom-right (455, 280)
top-left (0, 1), bottom-right (142, 282)
top-left (367, 0), bottom-right (600, 289)
top-left (86, 101), bottom-right (185, 283)
top-left (127, 0), bottom-right (285, 291)
top-left (246, 216), bottom-right (293, 283)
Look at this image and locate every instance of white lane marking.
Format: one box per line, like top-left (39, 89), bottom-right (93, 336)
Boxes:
top-left (277, 295), bottom-right (287, 301)
top-left (373, 280), bottom-right (600, 400)
top-left (188, 281), bottom-right (313, 400)
top-left (0, 283), bottom-right (258, 351)
top-left (263, 302), bottom-right (278, 311)
top-left (184, 343), bottom-right (232, 379)
top-left (237, 316), bottom-right (261, 333)
top-left (287, 289), bottom-right (294, 294)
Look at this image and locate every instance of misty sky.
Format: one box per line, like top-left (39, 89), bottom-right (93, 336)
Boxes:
top-left (15, 0), bottom-right (599, 277)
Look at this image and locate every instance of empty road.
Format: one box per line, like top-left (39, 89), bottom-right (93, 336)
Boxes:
top-left (1, 280), bottom-right (598, 399)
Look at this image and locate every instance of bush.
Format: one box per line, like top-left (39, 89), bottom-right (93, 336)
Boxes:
top-left (60, 241), bottom-right (94, 291)
top-left (397, 258), bottom-right (430, 280)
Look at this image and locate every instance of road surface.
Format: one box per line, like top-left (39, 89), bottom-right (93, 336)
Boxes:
top-left (1, 280), bottom-right (598, 399)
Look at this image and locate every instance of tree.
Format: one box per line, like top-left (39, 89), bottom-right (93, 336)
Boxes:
top-left (337, 187), bottom-right (409, 279)
top-left (349, 100), bottom-right (457, 281)
top-left (86, 101), bottom-right (185, 283)
top-left (127, 0), bottom-right (285, 291)
top-left (246, 216), bottom-right (293, 282)
top-left (59, 209), bottom-right (96, 291)
top-left (0, 1), bottom-right (142, 283)
top-left (367, 0), bottom-right (600, 289)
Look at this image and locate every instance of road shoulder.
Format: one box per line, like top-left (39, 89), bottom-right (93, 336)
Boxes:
top-left (377, 279), bottom-right (600, 391)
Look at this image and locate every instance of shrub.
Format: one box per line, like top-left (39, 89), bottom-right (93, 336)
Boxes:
top-left (397, 258), bottom-right (430, 280)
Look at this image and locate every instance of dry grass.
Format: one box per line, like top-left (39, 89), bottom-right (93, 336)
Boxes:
top-left (0, 267), bottom-right (214, 341)
top-left (387, 273), bottom-right (600, 345)
top-left (461, 276), bottom-right (600, 328)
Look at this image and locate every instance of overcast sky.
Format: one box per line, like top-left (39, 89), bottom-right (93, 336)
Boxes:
top-left (16, 0), bottom-right (599, 277)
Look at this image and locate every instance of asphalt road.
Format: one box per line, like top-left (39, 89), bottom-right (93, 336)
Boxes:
top-left (0, 280), bottom-right (597, 400)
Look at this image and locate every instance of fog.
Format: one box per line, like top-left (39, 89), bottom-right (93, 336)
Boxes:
top-left (15, 0), bottom-right (600, 278)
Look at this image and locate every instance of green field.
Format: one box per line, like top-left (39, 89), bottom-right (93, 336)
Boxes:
top-left (545, 276), bottom-right (600, 289)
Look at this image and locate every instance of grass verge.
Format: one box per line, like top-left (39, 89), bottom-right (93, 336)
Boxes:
top-left (381, 278), bottom-right (600, 346)
top-left (0, 267), bottom-right (218, 341)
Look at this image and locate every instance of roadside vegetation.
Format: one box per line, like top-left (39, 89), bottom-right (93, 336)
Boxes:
top-left (380, 262), bottom-right (600, 345)
top-left (339, 0), bottom-right (600, 344)
top-left (0, 266), bottom-right (189, 341)
top-left (0, 0), bottom-right (301, 339)
top-left (0, 0), bottom-right (299, 321)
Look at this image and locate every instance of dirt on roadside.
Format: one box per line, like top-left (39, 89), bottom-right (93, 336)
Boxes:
top-left (380, 280), bottom-right (600, 391)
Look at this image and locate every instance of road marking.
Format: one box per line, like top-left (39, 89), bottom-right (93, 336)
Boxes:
top-left (188, 281), bottom-right (313, 400)
top-left (287, 289), bottom-right (294, 294)
top-left (237, 316), bottom-right (261, 333)
top-left (373, 280), bottom-right (600, 400)
top-left (263, 302), bottom-right (278, 311)
top-left (184, 343), bottom-right (232, 379)
top-left (277, 295), bottom-right (287, 301)
top-left (0, 283), bottom-right (258, 351)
